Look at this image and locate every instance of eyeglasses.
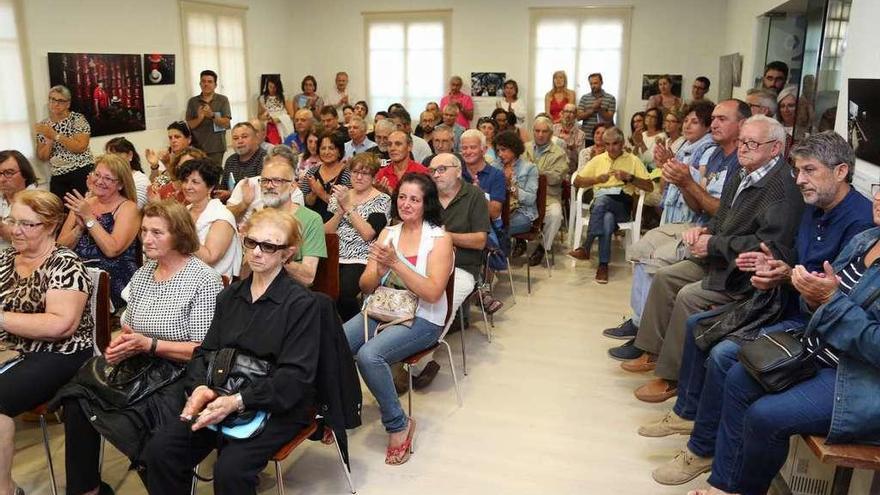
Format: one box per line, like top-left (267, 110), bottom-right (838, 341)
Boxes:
top-left (0, 169), bottom-right (20, 179)
top-left (692, 85), bottom-right (707, 91)
top-left (90, 172), bottom-right (119, 184)
top-left (2, 217), bottom-right (44, 229)
top-left (242, 236), bottom-right (287, 253)
top-left (258, 177), bottom-right (293, 186)
top-left (430, 165), bottom-right (459, 175)
top-left (48, 97), bottom-right (70, 104)
top-left (736, 139), bottom-right (776, 151)
top-left (351, 169), bottom-right (373, 178)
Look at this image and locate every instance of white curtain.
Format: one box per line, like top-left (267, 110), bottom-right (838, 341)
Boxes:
top-left (0, 0), bottom-right (33, 155)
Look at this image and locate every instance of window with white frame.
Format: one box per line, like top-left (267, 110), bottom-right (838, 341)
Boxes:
top-left (530, 8), bottom-right (631, 124)
top-left (364, 11), bottom-right (450, 115)
top-left (0, 0), bottom-right (33, 155)
top-left (180, 1), bottom-right (249, 124)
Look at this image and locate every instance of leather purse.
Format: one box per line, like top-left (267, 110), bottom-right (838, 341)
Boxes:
top-left (362, 269), bottom-right (418, 340)
top-left (205, 348), bottom-right (272, 437)
top-left (738, 331), bottom-right (821, 393)
top-left (75, 354), bottom-right (186, 408)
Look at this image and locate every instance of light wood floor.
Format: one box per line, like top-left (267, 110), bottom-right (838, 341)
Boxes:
top-left (11, 244), bottom-right (710, 494)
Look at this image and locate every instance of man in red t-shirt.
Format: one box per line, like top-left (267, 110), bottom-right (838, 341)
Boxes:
top-left (374, 130), bottom-right (430, 194)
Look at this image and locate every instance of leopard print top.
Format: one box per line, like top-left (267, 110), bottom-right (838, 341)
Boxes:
top-left (36, 112), bottom-right (95, 175)
top-left (0, 246), bottom-right (94, 354)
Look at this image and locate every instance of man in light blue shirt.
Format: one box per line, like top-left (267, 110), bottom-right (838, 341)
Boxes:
top-left (343, 116), bottom-right (375, 159)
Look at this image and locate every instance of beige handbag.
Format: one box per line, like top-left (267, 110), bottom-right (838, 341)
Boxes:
top-left (362, 272), bottom-right (418, 341)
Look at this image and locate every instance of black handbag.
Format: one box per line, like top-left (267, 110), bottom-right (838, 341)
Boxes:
top-left (204, 348), bottom-right (273, 432)
top-left (75, 354), bottom-right (186, 409)
top-left (738, 330), bottom-right (822, 393)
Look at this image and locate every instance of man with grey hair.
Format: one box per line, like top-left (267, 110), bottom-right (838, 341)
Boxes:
top-left (283, 108), bottom-right (316, 153)
top-left (553, 103), bottom-right (586, 173)
top-left (344, 116), bottom-right (375, 159)
top-left (373, 130), bottom-right (430, 194)
top-left (420, 126), bottom-right (463, 166)
top-left (627, 115), bottom-right (805, 404)
top-left (438, 103), bottom-right (466, 151)
top-left (745, 88), bottom-right (778, 117)
top-left (572, 127), bottom-right (652, 282)
top-left (524, 115), bottom-right (570, 266)
top-left (365, 118), bottom-right (396, 161)
top-left (227, 144), bottom-right (305, 223)
top-left (645, 130), bottom-right (873, 486)
top-left (403, 152), bottom-right (491, 390)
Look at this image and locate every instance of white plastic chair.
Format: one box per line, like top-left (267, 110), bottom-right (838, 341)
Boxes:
top-left (570, 189), bottom-right (645, 250)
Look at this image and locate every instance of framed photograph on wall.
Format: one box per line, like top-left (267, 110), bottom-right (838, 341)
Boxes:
top-left (47, 52), bottom-right (145, 136)
top-left (849, 78), bottom-right (880, 168)
top-left (641, 74), bottom-right (683, 100)
top-left (471, 72), bottom-right (506, 97)
top-left (143, 54), bottom-right (175, 85)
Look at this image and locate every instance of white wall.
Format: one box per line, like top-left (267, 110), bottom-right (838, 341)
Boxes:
top-left (18, 0), bottom-right (294, 179)
top-left (292, 0), bottom-right (728, 130)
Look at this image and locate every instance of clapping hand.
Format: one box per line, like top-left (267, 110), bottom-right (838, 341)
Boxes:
top-left (332, 184), bottom-right (351, 211)
top-left (654, 140), bottom-right (674, 167)
top-left (791, 262), bottom-right (840, 310)
top-left (34, 123), bottom-right (57, 141)
top-left (369, 239), bottom-right (399, 273)
top-left (661, 159), bottom-right (692, 186)
top-left (64, 190), bottom-right (94, 223)
top-left (240, 180), bottom-right (256, 206)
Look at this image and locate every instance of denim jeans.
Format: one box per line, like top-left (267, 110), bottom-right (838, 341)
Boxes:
top-left (708, 364), bottom-right (834, 494)
top-left (509, 209), bottom-right (533, 236)
top-left (343, 315), bottom-right (442, 433)
top-left (584, 194), bottom-right (631, 264)
top-left (629, 263), bottom-right (653, 327)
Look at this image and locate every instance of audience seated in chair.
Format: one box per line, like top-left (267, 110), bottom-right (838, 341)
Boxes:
top-left (216, 122), bottom-right (268, 203)
top-left (299, 131), bottom-right (352, 222)
top-left (389, 108), bottom-right (432, 164)
top-left (0, 190), bottom-right (94, 495)
top-left (569, 127), bottom-right (652, 283)
top-left (373, 131), bottom-right (430, 195)
top-left (56, 200), bottom-right (223, 495)
top-left (524, 116), bottom-right (570, 267)
top-left (143, 208), bottom-right (320, 494)
top-left (494, 130), bottom-right (538, 258)
top-left (642, 131), bottom-right (874, 487)
top-left (344, 116), bottom-right (375, 159)
top-left (341, 173), bottom-right (453, 466)
top-left (324, 153), bottom-right (391, 321)
top-left (623, 115), bottom-right (804, 404)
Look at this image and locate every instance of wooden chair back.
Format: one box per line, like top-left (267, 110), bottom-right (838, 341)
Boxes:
top-left (312, 233), bottom-right (340, 300)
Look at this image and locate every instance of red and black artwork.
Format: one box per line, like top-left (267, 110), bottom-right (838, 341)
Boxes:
top-left (47, 52), bottom-right (146, 136)
top-left (144, 54), bottom-right (175, 86)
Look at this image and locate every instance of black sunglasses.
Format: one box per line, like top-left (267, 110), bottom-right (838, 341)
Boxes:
top-left (242, 236), bottom-right (287, 253)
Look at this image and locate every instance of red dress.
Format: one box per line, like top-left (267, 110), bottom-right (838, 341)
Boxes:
top-left (548, 95), bottom-right (568, 123)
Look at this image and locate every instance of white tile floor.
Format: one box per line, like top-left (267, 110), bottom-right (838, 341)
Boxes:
top-left (11, 246), bottom-right (711, 494)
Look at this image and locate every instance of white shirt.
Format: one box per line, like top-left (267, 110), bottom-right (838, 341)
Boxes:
top-left (132, 170), bottom-right (150, 209)
top-left (227, 176), bottom-right (305, 225)
top-left (190, 198), bottom-right (242, 277)
top-left (411, 135), bottom-right (432, 163)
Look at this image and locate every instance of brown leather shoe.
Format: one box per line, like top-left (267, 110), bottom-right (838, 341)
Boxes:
top-left (620, 352), bottom-right (656, 372)
top-left (568, 247), bottom-right (590, 260)
top-left (634, 378), bottom-right (678, 403)
top-left (595, 263), bottom-right (609, 284)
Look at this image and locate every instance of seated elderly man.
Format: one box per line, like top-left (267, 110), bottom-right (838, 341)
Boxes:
top-left (226, 146), bottom-right (324, 285)
top-left (420, 126), bottom-right (462, 166)
top-left (553, 103), bottom-right (586, 174)
top-left (437, 103), bottom-right (466, 151)
top-left (283, 108), bottom-right (315, 153)
top-left (571, 127), bottom-right (653, 283)
top-left (523, 116), bottom-right (570, 267)
top-left (643, 130), bottom-right (875, 486)
top-left (365, 119), bottom-right (395, 161)
top-left (389, 107), bottom-right (432, 163)
top-left (623, 115), bottom-right (804, 403)
top-left (227, 145), bottom-right (305, 223)
top-left (344, 116), bottom-right (375, 159)
top-left (217, 122), bottom-right (268, 201)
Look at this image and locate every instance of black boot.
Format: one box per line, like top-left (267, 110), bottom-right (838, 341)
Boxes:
top-left (528, 245), bottom-right (545, 267)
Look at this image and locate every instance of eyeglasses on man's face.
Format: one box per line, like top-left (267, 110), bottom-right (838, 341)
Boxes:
top-left (258, 177), bottom-right (292, 187)
top-left (736, 139), bottom-right (775, 151)
top-left (430, 164), bottom-right (459, 175)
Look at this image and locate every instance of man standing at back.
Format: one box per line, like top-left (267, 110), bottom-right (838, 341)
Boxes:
top-left (577, 73), bottom-right (616, 147)
top-left (760, 61), bottom-right (789, 94)
top-left (186, 69), bottom-right (231, 167)
top-left (440, 76), bottom-right (474, 129)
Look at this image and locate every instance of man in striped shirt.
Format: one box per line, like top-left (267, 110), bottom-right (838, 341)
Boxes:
top-left (577, 73), bottom-right (616, 147)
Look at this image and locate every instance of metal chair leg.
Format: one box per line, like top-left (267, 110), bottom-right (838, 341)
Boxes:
top-left (39, 414), bottom-right (58, 495)
top-left (476, 286), bottom-right (492, 340)
top-left (407, 365), bottom-right (413, 419)
top-left (330, 430), bottom-right (356, 493)
top-left (440, 340), bottom-right (463, 407)
top-left (275, 459), bottom-right (285, 495)
top-left (526, 257), bottom-right (532, 294)
top-left (190, 463), bottom-right (199, 495)
top-left (505, 256), bottom-right (516, 304)
top-left (458, 306), bottom-right (468, 374)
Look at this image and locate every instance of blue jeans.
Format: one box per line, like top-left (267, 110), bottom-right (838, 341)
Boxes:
top-left (343, 315), bottom-right (442, 433)
top-left (583, 194), bottom-right (631, 264)
top-left (708, 364), bottom-right (834, 494)
top-left (630, 263), bottom-right (653, 327)
top-left (509, 209), bottom-right (532, 236)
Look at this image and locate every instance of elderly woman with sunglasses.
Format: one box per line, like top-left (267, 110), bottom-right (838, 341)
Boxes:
top-left (143, 207), bottom-right (321, 494)
top-left (325, 153), bottom-right (391, 320)
top-left (58, 154), bottom-right (141, 310)
top-left (0, 190), bottom-right (95, 495)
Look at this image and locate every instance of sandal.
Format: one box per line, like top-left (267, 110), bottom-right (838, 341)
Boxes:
top-left (385, 418), bottom-right (416, 465)
top-left (480, 293), bottom-right (503, 314)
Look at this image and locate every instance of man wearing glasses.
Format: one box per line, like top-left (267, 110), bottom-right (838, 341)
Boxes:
top-left (226, 145), bottom-right (323, 285)
top-left (0, 151), bottom-right (39, 250)
top-left (690, 77), bottom-right (713, 105)
top-left (626, 115), bottom-right (804, 403)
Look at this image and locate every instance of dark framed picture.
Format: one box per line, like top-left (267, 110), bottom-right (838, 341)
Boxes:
top-left (849, 78), bottom-right (880, 167)
top-left (143, 54), bottom-right (175, 85)
top-left (641, 74), bottom-right (683, 100)
top-left (47, 52), bottom-right (145, 136)
top-left (471, 72), bottom-right (506, 97)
